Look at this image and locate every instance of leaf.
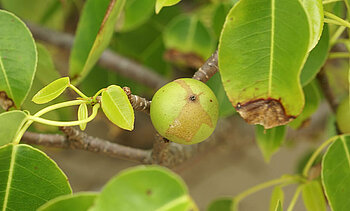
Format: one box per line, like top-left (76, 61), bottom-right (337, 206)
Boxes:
top-left (117, 0), bottom-right (155, 32)
top-left (218, 0), bottom-right (310, 129)
top-left (300, 0), bottom-right (324, 51)
top-left (32, 77), bottom-right (70, 104)
top-left (0, 111), bottom-right (27, 146)
top-left (289, 80), bottom-right (321, 129)
top-left (269, 186), bottom-right (284, 211)
top-left (255, 125), bottom-right (286, 162)
top-left (207, 198), bottom-right (235, 211)
top-left (275, 201), bottom-right (283, 211)
top-left (89, 165), bottom-right (198, 211)
top-left (156, 0), bottom-right (181, 14)
top-left (163, 15), bottom-right (216, 60)
top-left (301, 180), bottom-right (326, 211)
top-left (101, 85), bottom-right (134, 131)
top-left (336, 97), bottom-right (350, 134)
top-left (78, 103), bottom-right (88, 131)
top-left (322, 135), bottom-right (350, 211)
top-left (301, 25), bottom-right (330, 86)
top-left (38, 192), bottom-right (97, 211)
top-left (0, 144), bottom-right (72, 211)
top-left (69, 0), bottom-right (126, 84)
top-left (0, 10), bottom-right (37, 108)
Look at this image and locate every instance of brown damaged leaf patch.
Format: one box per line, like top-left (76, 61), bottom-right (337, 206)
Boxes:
top-left (0, 91), bottom-right (15, 110)
top-left (236, 98), bottom-right (295, 129)
top-left (165, 79), bottom-right (213, 142)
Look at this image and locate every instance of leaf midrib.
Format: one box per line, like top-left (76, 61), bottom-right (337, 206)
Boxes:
top-left (0, 56), bottom-right (14, 99)
top-left (106, 90), bottom-right (131, 127)
top-left (268, 0), bottom-right (275, 96)
top-left (2, 145), bottom-right (17, 211)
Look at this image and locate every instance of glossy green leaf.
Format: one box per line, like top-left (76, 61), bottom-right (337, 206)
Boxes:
top-left (336, 97), bottom-right (350, 134)
top-left (255, 125), bottom-right (286, 162)
top-left (300, 0), bottom-right (324, 51)
top-left (0, 10), bottom-right (37, 108)
top-left (219, 0), bottom-right (310, 129)
top-left (0, 144), bottom-right (72, 211)
top-left (78, 103), bottom-right (88, 131)
top-left (302, 180), bottom-right (326, 211)
top-left (163, 15), bottom-right (216, 60)
top-left (156, 0), bottom-right (181, 14)
top-left (32, 77), bottom-right (70, 104)
top-left (101, 85), bottom-right (134, 131)
top-left (322, 135), bottom-right (350, 211)
top-left (117, 0), bottom-right (155, 32)
top-left (38, 192), bottom-right (97, 211)
top-left (90, 165), bottom-right (198, 211)
top-left (0, 111), bottom-right (27, 146)
top-left (289, 81), bottom-right (321, 129)
top-left (207, 73), bottom-right (235, 117)
top-left (301, 25), bottom-right (330, 86)
top-left (69, 0), bottom-right (126, 84)
top-left (207, 198), bottom-right (235, 211)
top-left (269, 186), bottom-right (284, 211)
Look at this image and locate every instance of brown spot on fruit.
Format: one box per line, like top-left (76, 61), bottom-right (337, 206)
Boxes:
top-left (0, 91), bottom-right (15, 110)
top-left (146, 189), bottom-right (152, 196)
top-left (236, 99), bottom-right (295, 129)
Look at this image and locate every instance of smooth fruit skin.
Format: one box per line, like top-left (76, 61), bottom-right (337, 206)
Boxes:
top-left (336, 97), bottom-right (350, 134)
top-left (150, 78), bottom-right (219, 145)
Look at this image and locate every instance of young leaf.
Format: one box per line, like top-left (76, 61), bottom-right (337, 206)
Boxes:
top-left (218, 0), bottom-right (310, 129)
top-left (69, 0), bottom-right (126, 84)
top-left (0, 110), bottom-right (27, 146)
top-left (275, 201), bottom-right (283, 211)
top-left (300, 0), bottom-right (324, 51)
top-left (38, 192), bottom-right (97, 211)
top-left (0, 10), bottom-right (37, 108)
top-left (32, 77), bottom-right (70, 104)
top-left (89, 166), bottom-right (198, 211)
top-left (255, 125), bottom-right (286, 162)
top-left (207, 198), bottom-right (236, 211)
top-left (289, 80), bottom-right (321, 129)
top-left (269, 186), bottom-right (284, 211)
top-left (336, 97), bottom-right (350, 134)
top-left (322, 135), bottom-right (350, 210)
top-left (78, 103), bottom-right (88, 131)
top-left (101, 85), bottom-right (134, 131)
top-left (300, 25), bottom-right (330, 86)
top-left (156, 0), bottom-right (181, 14)
top-left (301, 181), bottom-right (326, 211)
top-left (0, 144), bottom-right (72, 211)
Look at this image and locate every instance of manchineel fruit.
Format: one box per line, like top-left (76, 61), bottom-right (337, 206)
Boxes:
top-left (150, 78), bottom-right (219, 145)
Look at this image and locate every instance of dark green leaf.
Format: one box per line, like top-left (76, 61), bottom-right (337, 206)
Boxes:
top-left (32, 77), bottom-right (70, 104)
top-left (322, 135), bottom-right (350, 211)
top-left (69, 0), bottom-right (125, 84)
top-left (101, 85), bottom-right (134, 130)
top-left (302, 180), bottom-right (326, 211)
top-left (0, 144), bottom-right (72, 211)
top-left (0, 111), bottom-right (27, 146)
top-left (38, 192), bottom-right (97, 211)
top-left (0, 10), bottom-right (37, 108)
top-left (255, 125), bottom-right (286, 162)
top-left (89, 166), bottom-right (198, 211)
top-left (270, 186), bottom-right (284, 211)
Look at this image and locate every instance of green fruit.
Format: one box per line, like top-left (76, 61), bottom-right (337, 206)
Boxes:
top-left (336, 97), bottom-right (350, 134)
top-left (150, 78), bottom-right (219, 145)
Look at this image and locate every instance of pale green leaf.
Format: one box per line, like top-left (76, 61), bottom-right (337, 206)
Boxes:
top-left (275, 201), bottom-right (283, 211)
top-left (69, 0), bottom-right (126, 84)
top-left (218, 0), bottom-right (310, 128)
top-left (300, 0), bottom-right (324, 51)
top-left (255, 125), bottom-right (286, 162)
top-left (101, 85), bottom-right (134, 130)
top-left (0, 10), bottom-right (37, 108)
top-left (32, 77), bottom-right (70, 104)
top-left (270, 186), bottom-right (284, 211)
top-left (301, 181), bottom-right (326, 211)
top-left (0, 111), bottom-right (27, 146)
top-left (289, 80), bottom-right (321, 129)
top-left (322, 135), bottom-right (350, 211)
top-left (78, 103), bottom-right (88, 131)
top-left (336, 97), bottom-right (350, 134)
top-left (38, 192), bottom-right (97, 211)
top-left (156, 0), bottom-right (181, 14)
top-left (207, 198), bottom-right (235, 211)
top-left (0, 144), bottom-right (72, 211)
top-left (301, 25), bottom-right (330, 86)
top-left (89, 165), bottom-right (198, 211)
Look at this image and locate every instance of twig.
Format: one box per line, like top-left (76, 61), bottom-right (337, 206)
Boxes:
top-left (123, 87), bottom-right (151, 114)
top-left (192, 50), bottom-right (219, 83)
top-left (26, 23), bottom-right (167, 90)
top-left (22, 128), bottom-right (153, 164)
top-left (316, 68), bottom-right (338, 113)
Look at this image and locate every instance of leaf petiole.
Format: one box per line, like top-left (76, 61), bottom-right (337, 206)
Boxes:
top-left (324, 12), bottom-right (350, 29)
top-left (322, 0), bottom-right (343, 5)
top-left (69, 83), bottom-right (89, 98)
top-left (286, 186), bottom-right (302, 211)
top-left (93, 88), bottom-right (106, 101)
